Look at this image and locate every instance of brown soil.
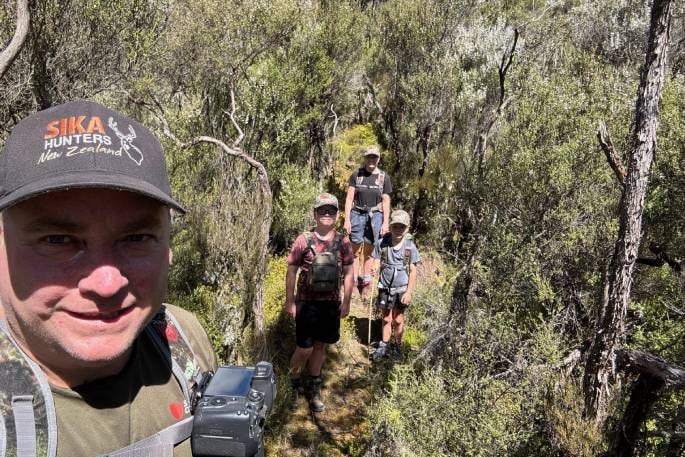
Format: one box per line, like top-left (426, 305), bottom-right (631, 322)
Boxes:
top-left (267, 293), bottom-right (380, 456)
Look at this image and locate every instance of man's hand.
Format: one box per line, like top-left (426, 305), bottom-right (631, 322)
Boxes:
top-left (380, 222), bottom-right (389, 236)
top-left (340, 302), bottom-right (350, 318)
top-left (285, 300), bottom-right (296, 318)
top-left (343, 219), bottom-right (352, 235)
top-left (400, 291), bottom-right (412, 305)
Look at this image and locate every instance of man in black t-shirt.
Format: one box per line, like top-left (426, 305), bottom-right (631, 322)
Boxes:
top-left (343, 145), bottom-right (392, 297)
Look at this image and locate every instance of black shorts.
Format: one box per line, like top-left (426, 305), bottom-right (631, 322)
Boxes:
top-left (295, 300), bottom-right (341, 348)
top-left (376, 289), bottom-right (408, 312)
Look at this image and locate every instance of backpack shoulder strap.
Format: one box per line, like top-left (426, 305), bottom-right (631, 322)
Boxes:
top-left (303, 231), bottom-right (317, 257)
top-left (403, 238), bottom-right (413, 270)
top-left (380, 234), bottom-right (392, 265)
top-left (145, 306), bottom-right (203, 405)
top-left (0, 322), bottom-right (57, 457)
top-left (332, 232), bottom-right (342, 251)
top-left (352, 168), bottom-right (365, 189)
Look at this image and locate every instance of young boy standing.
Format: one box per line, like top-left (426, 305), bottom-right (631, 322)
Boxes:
top-left (285, 193), bottom-right (354, 411)
top-left (371, 210), bottom-right (420, 360)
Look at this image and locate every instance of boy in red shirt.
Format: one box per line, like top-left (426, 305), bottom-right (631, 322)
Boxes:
top-left (285, 193), bottom-right (354, 412)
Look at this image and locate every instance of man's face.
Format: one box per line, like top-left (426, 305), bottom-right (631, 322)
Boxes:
top-left (364, 155), bottom-right (380, 171)
top-left (0, 188), bottom-right (171, 378)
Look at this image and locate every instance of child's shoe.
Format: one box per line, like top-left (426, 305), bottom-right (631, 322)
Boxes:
top-left (372, 341), bottom-right (388, 361)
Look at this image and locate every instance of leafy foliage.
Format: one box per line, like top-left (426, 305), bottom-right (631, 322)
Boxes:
top-left (2, 0), bottom-right (685, 454)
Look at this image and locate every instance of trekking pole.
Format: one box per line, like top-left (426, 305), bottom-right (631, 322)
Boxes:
top-left (367, 265), bottom-right (377, 360)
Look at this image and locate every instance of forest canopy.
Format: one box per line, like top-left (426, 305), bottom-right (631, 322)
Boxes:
top-left (1, 0), bottom-right (685, 455)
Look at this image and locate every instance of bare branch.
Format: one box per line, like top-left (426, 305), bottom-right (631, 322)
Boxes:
top-left (473, 29), bottom-right (519, 164)
top-left (498, 29), bottom-right (519, 107)
top-left (228, 89), bottom-right (245, 148)
top-left (146, 94), bottom-right (184, 146)
top-left (617, 349), bottom-right (685, 389)
top-left (517, 5), bottom-right (556, 29)
top-left (0, 0), bottom-right (30, 80)
top-left (329, 104), bottom-right (338, 137)
top-left (556, 348), bottom-right (582, 373)
top-left (597, 121), bottom-right (626, 186)
top-left (364, 75), bottom-right (383, 112)
top-left (189, 136), bottom-right (268, 184)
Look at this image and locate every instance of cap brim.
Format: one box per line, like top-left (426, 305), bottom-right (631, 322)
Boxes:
top-left (0, 171), bottom-right (185, 213)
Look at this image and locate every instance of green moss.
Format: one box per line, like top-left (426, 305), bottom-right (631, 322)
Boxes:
top-left (263, 256), bottom-right (289, 327)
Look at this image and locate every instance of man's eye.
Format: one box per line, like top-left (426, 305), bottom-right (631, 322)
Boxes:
top-left (44, 235), bottom-right (75, 245)
top-left (122, 234), bottom-right (155, 243)
top-left (34, 235), bottom-right (82, 261)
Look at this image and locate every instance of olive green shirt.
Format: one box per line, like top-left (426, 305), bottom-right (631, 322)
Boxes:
top-left (51, 304), bottom-right (216, 457)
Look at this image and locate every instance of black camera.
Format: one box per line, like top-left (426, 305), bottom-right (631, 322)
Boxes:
top-left (191, 361), bottom-right (276, 457)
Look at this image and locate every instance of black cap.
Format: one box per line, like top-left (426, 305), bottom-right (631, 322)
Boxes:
top-left (0, 100), bottom-right (184, 213)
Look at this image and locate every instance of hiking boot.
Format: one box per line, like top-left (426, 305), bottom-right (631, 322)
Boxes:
top-left (356, 276), bottom-right (366, 295)
top-left (290, 377), bottom-right (305, 410)
top-left (389, 343), bottom-right (402, 360)
top-left (359, 275), bottom-right (373, 300)
top-left (291, 377), bottom-right (305, 395)
top-left (372, 341), bottom-right (388, 361)
top-left (307, 376), bottom-right (325, 412)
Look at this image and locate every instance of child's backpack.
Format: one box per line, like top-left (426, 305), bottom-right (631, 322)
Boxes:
top-left (304, 232), bottom-right (342, 292)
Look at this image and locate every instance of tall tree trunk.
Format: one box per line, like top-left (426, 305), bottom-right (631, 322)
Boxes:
top-left (583, 0), bottom-right (674, 421)
top-left (666, 405), bottom-right (685, 456)
top-left (611, 376), bottom-right (663, 457)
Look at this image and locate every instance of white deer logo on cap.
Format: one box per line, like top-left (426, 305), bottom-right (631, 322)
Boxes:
top-left (108, 117), bottom-right (144, 166)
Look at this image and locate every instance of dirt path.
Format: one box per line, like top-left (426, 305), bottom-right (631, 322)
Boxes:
top-left (269, 294), bottom-right (383, 456)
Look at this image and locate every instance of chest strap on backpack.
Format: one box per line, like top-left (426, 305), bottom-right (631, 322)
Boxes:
top-left (0, 321), bottom-right (58, 457)
top-left (97, 416), bottom-right (193, 457)
top-left (380, 237), bottom-right (413, 288)
top-left (304, 232), bottom-right (341, 259)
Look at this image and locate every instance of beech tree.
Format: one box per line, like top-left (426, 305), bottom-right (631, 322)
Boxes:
top-left (583, 0), bottom-right (675, 422)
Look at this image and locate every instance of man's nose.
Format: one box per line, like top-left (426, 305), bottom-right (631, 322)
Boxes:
top-left (78, 264), bottom-right (129, 298)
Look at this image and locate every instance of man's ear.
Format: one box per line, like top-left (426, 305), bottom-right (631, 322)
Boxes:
top-left (168, 248), bottom-right (173, 265)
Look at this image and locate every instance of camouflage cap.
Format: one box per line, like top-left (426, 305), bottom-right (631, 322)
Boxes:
top-left (313, 192), bottom-right (338, 209)
top-left (363, 145), bottom-right (380, 157)
top-left (389, 209), bottom-right (410, 226)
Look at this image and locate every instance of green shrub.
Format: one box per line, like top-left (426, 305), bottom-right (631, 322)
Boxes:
top-left (272, 164), bottom-right (320, 249)
top-left (331, 124), bottom-right (379, 193)
top-left (263, 255), bottom-right (288, 327)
